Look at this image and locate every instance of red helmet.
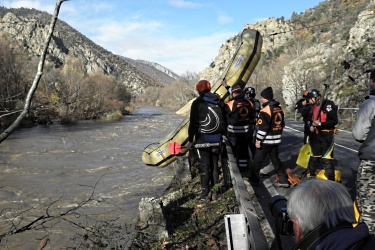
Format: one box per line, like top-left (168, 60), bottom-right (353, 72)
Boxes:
top-left (303, 90), bottom-right (309, 98)
top-left (196, 80), bottom-right (211, 92)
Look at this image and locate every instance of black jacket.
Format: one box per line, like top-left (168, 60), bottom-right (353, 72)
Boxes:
top-left (310, 99), bottom-right (338, 130)
top-left (256, 100), bottom-right (284, 145)
top-left (188, 91), bottom-right (226, 143)
top-left (225, 94), bottom-right (255, 134)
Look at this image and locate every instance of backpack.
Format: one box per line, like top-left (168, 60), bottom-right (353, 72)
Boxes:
top-left (229, 98), bottom-right (254, 126)
top-left (198, 95), bottom-right (225, 142)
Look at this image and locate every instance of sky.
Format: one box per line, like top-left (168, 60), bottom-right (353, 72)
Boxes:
top-left (0, 0), bottom-right (324, 75)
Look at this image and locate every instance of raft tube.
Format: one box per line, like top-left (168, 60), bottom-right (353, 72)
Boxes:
top-left (142, 28), bottom-right (263, 168)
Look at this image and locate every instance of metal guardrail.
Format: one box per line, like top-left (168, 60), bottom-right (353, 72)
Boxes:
top-left (225, 143), bottom-right (268, 250)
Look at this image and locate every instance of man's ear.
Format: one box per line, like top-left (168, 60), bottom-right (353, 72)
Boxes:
top-left (292, 218), bottom-right (305, 243)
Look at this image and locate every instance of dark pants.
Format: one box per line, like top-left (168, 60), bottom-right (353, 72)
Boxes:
top-left (303, 121), bottom-right (310, 144)
top-left (248, 128), bottom-right (256, 158)
top-left (227, 132), bottom-right (251, 177)
top-left (251, 143), bottom-right (288, 182)
top-left (197, 146), bottom-right (220, 196)
top-left (308, 131), bottom-right (335, 180)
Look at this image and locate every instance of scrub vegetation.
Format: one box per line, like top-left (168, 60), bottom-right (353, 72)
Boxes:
top-left (0, 37), bottom-right (132, 129)
top-left (130, 161), bottom-right (238, 250)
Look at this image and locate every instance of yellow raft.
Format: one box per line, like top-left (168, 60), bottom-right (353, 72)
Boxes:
top-left (142, 28), bottom-right (263, 167)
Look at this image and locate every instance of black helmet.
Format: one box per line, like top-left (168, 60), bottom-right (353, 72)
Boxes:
top-left (230, 84), bottom-right (243, 94)
top-left (245, 87), bottom-right (256, 97)
top-left (306, 89), bottom-right (321, 99)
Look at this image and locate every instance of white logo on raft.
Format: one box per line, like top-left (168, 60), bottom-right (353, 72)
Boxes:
top-left (234, 54), bottom-right (244, 70)
top-left (156, 149), bottom-right (166, 157)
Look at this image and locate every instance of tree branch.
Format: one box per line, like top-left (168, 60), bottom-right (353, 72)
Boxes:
top-left (0, 0), bottom-right (68, 143)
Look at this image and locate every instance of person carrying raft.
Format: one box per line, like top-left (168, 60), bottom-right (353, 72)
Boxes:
top-left (187, 80), bottom-right (227, 202)
top-left (224, 83), bottom-right (255, 179)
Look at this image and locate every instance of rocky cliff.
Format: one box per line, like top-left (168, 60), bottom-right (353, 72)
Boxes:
top-left (199, 1), bottom-right (375, 110)
top-left (122, 57), bottom-right (178, 86)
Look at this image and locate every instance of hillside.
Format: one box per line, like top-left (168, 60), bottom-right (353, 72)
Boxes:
top-left (121, 57), bottom-right (178, 86)
top-left (0, 6), bottom-right (179, 96)
top-left (199, 0), bottom-right (375, 114)
top-left (1, 1), bottom-right (375, 114)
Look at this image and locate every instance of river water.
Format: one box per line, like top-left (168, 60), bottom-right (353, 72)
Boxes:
top-left (0, 106), bottom-right (185, 249)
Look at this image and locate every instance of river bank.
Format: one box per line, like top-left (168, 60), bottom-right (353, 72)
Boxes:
top-left (130, 155), bottom-right (237, 249)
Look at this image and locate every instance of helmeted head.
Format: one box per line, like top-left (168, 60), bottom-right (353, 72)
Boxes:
top-left (230, 84), bottom-right (243, 96)
top-left (196, 80), bottom-right (211, 93)
top-left (306, 89), bottom-right (321, 104)
top-left (245, 87), bottom-right (256, 98)
top-left (306, 89), bottom-right (321, 99)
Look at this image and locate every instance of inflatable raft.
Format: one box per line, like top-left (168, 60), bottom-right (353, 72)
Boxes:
top-left (142, 28), bottom-right (263, 167)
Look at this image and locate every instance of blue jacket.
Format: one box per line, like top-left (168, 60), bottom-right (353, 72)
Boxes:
top-left (293, 223), bottom-right (375, 250)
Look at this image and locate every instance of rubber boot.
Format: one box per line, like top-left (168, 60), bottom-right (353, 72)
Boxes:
top-left (308, 156), bottom-right (320, 177)
top-left (322, 158), bottom-right (335, 181)
top-left (200, 163), bottom-right (210, 197)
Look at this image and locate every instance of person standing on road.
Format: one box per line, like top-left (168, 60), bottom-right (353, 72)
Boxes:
top-left (245, 87), bottom-right (260, 156)
top-left (352, 69), bottom-right (375, 234)
top-left (306, 88), bottom-right (338, 180)
top-left (187, 80), bottom-right (226, 202)
top-left (249, 87), bottom-right (289, 187)
top-left (295, 90), bottom-right (312, 144)
top-left (225, 84), bottom-right (255, 178)
top-left (288, 179), bottom-right (374, 250)
top-left (245, 87), bottom-right (261, 118)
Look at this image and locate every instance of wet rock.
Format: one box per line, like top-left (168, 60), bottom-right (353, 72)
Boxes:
top-left (138, 197), bottom-right (168, 240)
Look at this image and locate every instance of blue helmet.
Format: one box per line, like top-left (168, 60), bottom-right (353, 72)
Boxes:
top-left (245, 87), bottom-right (256, 97)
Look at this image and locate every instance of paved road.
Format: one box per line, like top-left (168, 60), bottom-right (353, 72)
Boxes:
top-left (249, 117), bottom-right (361, 250)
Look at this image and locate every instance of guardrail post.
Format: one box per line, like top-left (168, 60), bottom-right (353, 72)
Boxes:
top-left (225, 144), bottom-right (268, 249)
top-left (225, 214), bottom-right (249, 250)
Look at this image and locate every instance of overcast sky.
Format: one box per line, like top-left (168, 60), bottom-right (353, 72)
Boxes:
top-left (0, 0), bottom-right (323, 75)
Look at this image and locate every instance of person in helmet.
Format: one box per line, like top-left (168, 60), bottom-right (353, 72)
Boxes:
top-left (306, 88), bottom-right (338, 181)
top-left (244, 86), bottom-right (261, 156)
top-left (295, 90), bottom-right (312, 144)
top-left (225, 83), bottom-right (255, 179)
top-left (187, 80), bottom-right (227, 202)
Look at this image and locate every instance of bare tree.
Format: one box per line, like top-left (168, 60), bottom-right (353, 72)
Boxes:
top-left (158, 72), bottom-right (197, 110)
top-left (0, 37), bottom-right (32, 128)
top-left (0, 0), bottom-right (68, 143)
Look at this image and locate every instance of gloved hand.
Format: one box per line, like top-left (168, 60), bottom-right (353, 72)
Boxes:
top-left (186, 141), bottom-right (193, 150)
